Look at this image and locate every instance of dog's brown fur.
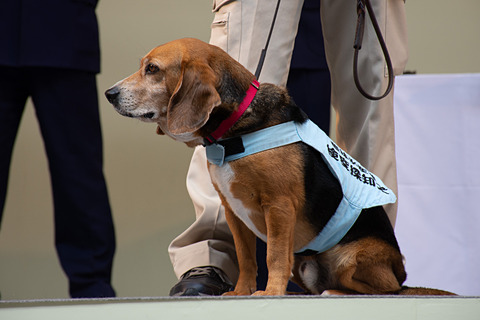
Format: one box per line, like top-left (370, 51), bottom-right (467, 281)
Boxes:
top-left (106, 38), bottom-right (455, 296)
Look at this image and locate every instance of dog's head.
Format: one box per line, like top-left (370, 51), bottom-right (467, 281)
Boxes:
top-left (105, 38), bottom-right (252, 146)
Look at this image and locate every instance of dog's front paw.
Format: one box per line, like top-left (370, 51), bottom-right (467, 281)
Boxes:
top-left (222, 289), bottom-right (251, 296)
top-left (252, 289), bottom-right (285, 296)
top-left (223, 281), bottom-right (256, 296)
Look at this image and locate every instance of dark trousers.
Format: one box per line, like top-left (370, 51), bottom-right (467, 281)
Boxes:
top-left (0, 66), bottom-right (116, 298)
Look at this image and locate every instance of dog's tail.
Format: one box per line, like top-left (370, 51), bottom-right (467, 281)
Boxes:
top-left (398, 286), bottom-right (456, 296)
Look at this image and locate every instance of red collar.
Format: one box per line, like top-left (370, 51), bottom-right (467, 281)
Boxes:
top-left (204, 80), bottom-right (260, 145)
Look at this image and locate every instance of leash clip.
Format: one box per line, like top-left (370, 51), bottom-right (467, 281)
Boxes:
top-left (203, 135), bottom-right (216, 146)
top-left (354, 0), bottom-right (366, 50)
top-left (205, 143), bottom-right (226, 166)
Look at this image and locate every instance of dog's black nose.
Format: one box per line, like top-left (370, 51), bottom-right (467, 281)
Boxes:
top-left (105, 87), bottom-right (120, 104)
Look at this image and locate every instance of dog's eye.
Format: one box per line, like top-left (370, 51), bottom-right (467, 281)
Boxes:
top-left (145, 63), bottom-right (159, 74)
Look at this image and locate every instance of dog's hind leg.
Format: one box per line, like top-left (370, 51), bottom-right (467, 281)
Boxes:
top-left (337, 261), bottom-right (402, 294)
top-left (333, 238), bottom-right (406, 295)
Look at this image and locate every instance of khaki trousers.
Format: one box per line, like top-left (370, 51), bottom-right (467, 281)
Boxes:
top-left (168, 0), bottom-right (408, 283)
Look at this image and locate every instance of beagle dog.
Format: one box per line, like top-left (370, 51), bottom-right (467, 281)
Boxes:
top-left (105, 38), bottom-right (454, 296)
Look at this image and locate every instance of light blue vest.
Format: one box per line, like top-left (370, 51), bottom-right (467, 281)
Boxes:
top-left (205, 120), bottom-right (396, 254)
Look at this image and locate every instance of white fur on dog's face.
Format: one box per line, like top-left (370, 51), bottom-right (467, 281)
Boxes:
top-left (106, 47), bottom-right (172, 123)
top-left (109, 72), bottom-right (168, 123)
top-left (106, 57), bottom-right (198, 145)
top-left (106, 40), bottom-right (222, 147)
top-left (108, 69), bottom-right (200, 145)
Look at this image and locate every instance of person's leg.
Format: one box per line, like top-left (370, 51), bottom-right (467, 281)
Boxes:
top-left (0, 67), bottom-right (29, 222)
top-left (320, 0), bottom-right (408, 225)
top-left (168, 0), bottom-right (304, 295)
top-left (287, 0), bottom-right (331, 133)
top-left (169, 147), bottom-right (238, 279)
top-left (31, 68), bottom-right (116, 298)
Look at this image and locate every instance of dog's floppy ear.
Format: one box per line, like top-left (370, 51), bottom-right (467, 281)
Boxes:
top-left (166, 61), bottom-right (221, 135)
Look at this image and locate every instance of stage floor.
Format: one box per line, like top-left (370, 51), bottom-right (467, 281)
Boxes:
top-left (1, 295), bottom-right (479, 320)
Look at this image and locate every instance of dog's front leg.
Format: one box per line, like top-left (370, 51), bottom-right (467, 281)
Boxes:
top-left (255, 200), bottom-right (296, 296)
top-left (222, 205), bottom-right (258, 296)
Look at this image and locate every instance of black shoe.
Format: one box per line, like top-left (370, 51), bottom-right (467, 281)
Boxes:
top-left (169, 266), bottom-right (233, 296)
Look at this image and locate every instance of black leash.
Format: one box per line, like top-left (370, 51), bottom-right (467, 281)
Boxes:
top-left (254, 0), bottom-right (281, 79)
top-left (354, 0), bottom-right (394, 100)
top-left (256, 0), bottom-right (393, 101)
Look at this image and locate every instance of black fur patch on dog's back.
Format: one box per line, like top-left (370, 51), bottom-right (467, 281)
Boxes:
top-left (302, 144), bottom-right (343, 234)
top-left (340, 206), bottom-right (400, 251)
